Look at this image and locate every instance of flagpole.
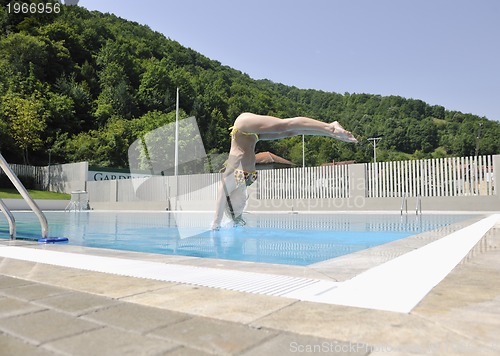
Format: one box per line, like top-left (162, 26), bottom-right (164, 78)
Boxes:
top-left (173, 88), bottom-right (180, 211)
top-left (174, 87), bottom-right (179, 176)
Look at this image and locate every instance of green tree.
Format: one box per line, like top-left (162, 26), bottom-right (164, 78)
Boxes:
top-left (54, 74), bottom-right (93, 131)
top-left (2, 93), bottom-right (47, 164)
top-left (95, 62), bottom-right (137, 122)
top-left (0, 33), bottom-right (48, 84)
top-left (137, 58), bottom-right (174, 112)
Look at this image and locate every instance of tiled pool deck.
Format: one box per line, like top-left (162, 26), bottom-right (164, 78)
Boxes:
top-left (0, 215), bottom-right (499, 355)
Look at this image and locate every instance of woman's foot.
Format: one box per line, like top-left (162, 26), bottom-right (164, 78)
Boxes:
top-left (329, 121), bottom-right (358, 143)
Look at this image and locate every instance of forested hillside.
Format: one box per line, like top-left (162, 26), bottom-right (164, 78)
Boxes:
top-left (1, 1), bottom-right (499, 169)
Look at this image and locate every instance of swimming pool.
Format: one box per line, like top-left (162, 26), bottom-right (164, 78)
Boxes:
top-left (2, 211), bottom-right (474, 266)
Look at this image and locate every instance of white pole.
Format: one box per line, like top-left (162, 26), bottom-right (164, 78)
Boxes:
top-left (174, 87), bottom-right (179, 177)
top-left (302, 135), bottom-right (305, 168)
top-left (368, 137), bottom-right (381, 164)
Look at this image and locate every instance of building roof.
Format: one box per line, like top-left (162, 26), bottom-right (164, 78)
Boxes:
top-left (255, 151), bottom-right (294, 166)
top-left (321, 160), bottom-right (356, 166)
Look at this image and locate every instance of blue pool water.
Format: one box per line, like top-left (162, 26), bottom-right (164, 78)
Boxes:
top-left (2, 212), bottom-right (474, 266)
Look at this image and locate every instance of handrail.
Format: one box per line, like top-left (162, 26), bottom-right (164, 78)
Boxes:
top-left (416, 195), bottom-right (422, 215)
top-left (0, 153), bottom-right (48, 239)
top-left (0, 198), bottom-right (16, 239)
top-left (401, 194), bottom-right (422, 215)
top-left (400, 194), bottom-right (407, 215)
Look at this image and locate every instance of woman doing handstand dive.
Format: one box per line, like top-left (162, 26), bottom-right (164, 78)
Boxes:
top-left (211, 112), bottom-right (358, 230)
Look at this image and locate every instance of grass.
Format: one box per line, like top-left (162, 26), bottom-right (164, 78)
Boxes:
top-left (0, 188), bottom-right (70, 200)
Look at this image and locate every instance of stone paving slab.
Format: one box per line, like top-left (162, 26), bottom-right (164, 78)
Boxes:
top-left (122, 283), bottom-right (296, 324)
top-left (43, 325), bottom-right (178, 356)
top-left (0, 274), bottom-right (372, 355)
top-left (0, 274), bottom-right (33, 289)
top-left (162, 346), bottom-right (214, 355)
top-left (32, 291), bottom-right (119, 316)
top-left (81, 302), bottom-right (190, 333)
top-left (149, 316), bottom-right (277, 355)
top-left (241, 332), bottom-right (370, 356)
top-left (0, 282), bottom-right (71, 302)
top-left (0, 309), bottom-right (100, 346)
top-left (0, 257), bottom-right (88, 284)
top-left (32, 269), bottom-right (175, 299)
top-left (0, 296), bottom-right (45, 319)
top-left (0, 333), bottom-right (56, 356)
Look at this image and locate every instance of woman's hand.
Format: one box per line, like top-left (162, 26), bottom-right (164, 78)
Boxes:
top-left (210, 221), bottom-right (221, 230)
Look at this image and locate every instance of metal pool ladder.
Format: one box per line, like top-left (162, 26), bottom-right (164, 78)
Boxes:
top-left (400, 194), bottom-right (422, 215)
top-left (0, 153), bottom-right (48, 240)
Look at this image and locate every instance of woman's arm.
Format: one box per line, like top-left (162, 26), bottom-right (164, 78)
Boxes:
top-left (212, 179), bottom-right (227, 229)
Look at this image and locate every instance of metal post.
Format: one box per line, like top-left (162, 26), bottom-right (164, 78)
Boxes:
top-left (174, 88), bottom-right (180, 210)
top-left (475, 122), bottom-right (482, 159)
top-left (416, 195), bottom-right (422, 215)
top-left (368, 137), bottom-right (382, 163)
top-left (0, 153), bottom-right (48, 238)
top-left (47, 149), bottom-right (51, 190)
top-left (174, 87), bottom-right (179, 177)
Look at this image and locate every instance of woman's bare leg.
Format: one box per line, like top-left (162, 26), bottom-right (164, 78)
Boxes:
top-left (235, 113), bottom-right (357, 143)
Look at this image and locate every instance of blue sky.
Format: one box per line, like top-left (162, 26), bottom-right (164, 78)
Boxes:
top-left (78, 0), bottom-right (499, 122)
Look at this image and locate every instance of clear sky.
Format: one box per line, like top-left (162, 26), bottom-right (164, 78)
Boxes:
top-left (77, 0), bottom-right (499, 122)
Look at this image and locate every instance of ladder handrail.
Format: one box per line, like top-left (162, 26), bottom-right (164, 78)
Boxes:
top-left (400, 194), bottom-right (407, 215)
top-left (0, 153), bottom-right (48, 239)
top-left (416, 194), bottom-right (422, 215)
top-left (401, 194), bottom-right (422, 215)
top-left (0, 198), bottom-right (16, 239)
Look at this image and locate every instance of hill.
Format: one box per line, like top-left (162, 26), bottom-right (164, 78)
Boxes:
top-left (1, 1), bottom-right (499, 169)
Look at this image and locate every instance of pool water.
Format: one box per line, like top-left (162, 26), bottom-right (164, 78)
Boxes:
top-left (2, 212), bottom-right (473, 266)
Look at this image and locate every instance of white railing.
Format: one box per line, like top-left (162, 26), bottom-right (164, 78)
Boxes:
top-left (0, 162), bottom-right (88, 193)
top-left (85, 155), bottom-right (497, 205)
top-left (87, 165), bottom-right (351, 203)
top-left (366, 155), bottom-right (495, 198)
top-left (87, 172), bottom-right (222, 203)
top-left (256, 165), bottom-right (350, 200)
top-left (175, 173), bottom-right (221, 200)
top-left (0, 163), bottom-right (44, 187)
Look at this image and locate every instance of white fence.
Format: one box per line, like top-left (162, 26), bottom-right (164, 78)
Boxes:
top-left (0, 164), bottom-right (45, 187)
top-left (0, 161), bottom-right (87, 193)
top-left (87, 165), bottom-right (350, 203)
top-left (366, 155), bottom-right (495, 198)
top-left (256, 165), bottom-right (350, 200)
top-left (87, 173), bottom-right (222, 203)
top-left (5, 155), bottom-right (496, 210)
top-left (86, 155), bottom-right (497, 205)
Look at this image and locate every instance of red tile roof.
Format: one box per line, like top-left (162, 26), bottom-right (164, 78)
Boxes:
top-left (255, 151), bottom-right (294, 166)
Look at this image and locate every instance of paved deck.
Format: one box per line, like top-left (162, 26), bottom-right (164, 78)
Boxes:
top-left (0, 216), bottom-right (499, 355)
